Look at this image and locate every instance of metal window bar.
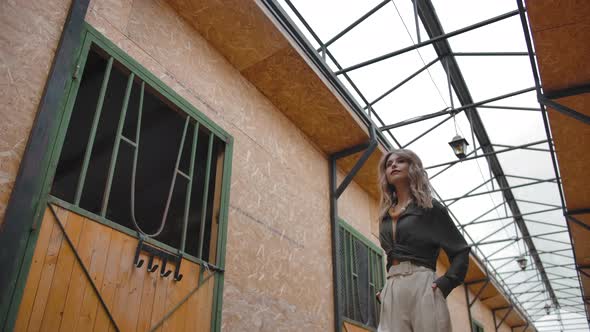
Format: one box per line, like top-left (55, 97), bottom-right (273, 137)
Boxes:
top-left (128, 114), bottom-right (190, 238)
top-left (342, 229), bottom-right (348, 317)
top-left (67, 52), bottom-right (224, 266)
top-left (180, 122), bottom-right (199, 253)
top-left (197, 132), bottom-right (215, 260)
top-left (351, 237), bottom-right (359, 321)
top-left (75, 56), bottom-right (114, 205)
top-left (101, 72), bottom-right (135, 216)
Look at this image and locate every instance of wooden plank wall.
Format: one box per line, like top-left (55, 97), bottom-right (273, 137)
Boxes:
top-left (15, 205), bottom-right (215, 332)
top-left (342, 321), bottom-right (371, 332)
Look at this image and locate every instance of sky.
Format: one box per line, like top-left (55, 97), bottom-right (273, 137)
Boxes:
top-left (276, 0), bottom-right (587, 330)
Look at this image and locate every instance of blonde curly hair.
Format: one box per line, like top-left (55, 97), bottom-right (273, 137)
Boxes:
top-left (378, 149), bottom-right (433, 221)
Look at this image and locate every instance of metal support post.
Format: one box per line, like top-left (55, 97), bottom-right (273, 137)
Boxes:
top-left (329, 136), bottom-right (378, 332)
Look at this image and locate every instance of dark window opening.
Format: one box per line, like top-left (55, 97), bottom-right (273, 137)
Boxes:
top-left (51, 44), bottom-right (225, 263)
top-left (472, 320), bottom-right (484, 332)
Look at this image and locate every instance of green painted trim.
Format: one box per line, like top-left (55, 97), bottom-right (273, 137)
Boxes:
top-left (2, 19), bottom-right (92, 331)
top-left (337, 218), bottom-right (382, 254)
top-left (47, 196), bottom-right (222, 269)
top-left (198, 133), bottom-right (214, 259)
top-left (6, 21), bottom-right (233, 331)
top-left (211, 138), bottom-right (233, 332)
top-left (343, 229), bottom-right (351, 317)
top-left (64, 24), bottom-right (235, 270)
top-left (82, 23), bottom-right (231, 143)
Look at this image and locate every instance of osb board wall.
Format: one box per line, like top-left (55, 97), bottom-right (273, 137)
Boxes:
top-left (527, 1), bottom-right (590, 323)
top-left (15, 205), bottom-right (214, 332)
top-left (546, 94), bottom-right (590, 210)
top-left (84, 0), bottom-right (347, 329)
top-left (525, 0), bottom-right (590, 93)
top-left (0, 0), bottom-right (73, 225)
top-left (337, 169), bottom-right (380, 243)
top-left (165, 0), bottom-right (288, 72)
top-left (337, 148), bottom-right (383, 200)
top-left (436, 261), bottom-right (513, 332)
top-left (166, 0), bottom-right (369, 155)
top-left (240, 47), bottom-right (368, 154)
top-left (570, 214), bottom-right (590, 267)
top-left (571, 213), bottom-right (590, 312)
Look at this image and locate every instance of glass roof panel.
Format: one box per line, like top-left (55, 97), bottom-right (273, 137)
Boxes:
top-left (328, 6), bottom-right (417, 69)
top-left (278, 0), bottom-right (585, 329)
top-left (278, 0), bottom-right (385, 44)
top-left (430, 0), bottom-right (517, 32)
top-left (447, 15), bottom-right (528, 52)
top-left (346, 51), bottom-right (440, 105)
top-left (479, 109), bottom-right (547, 147)
top-left (456, 56), bottom-right (535, 102)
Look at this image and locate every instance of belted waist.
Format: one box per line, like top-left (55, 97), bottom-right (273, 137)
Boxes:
top-left (387, 260), bottom-right (433, 278)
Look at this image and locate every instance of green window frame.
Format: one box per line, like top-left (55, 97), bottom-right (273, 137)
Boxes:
top-left (48, 24), bottom-right (232, 266)
top-left (29, 23), bottom-right (233, 331)
top-left (338, 219), bottom-right (385, 330)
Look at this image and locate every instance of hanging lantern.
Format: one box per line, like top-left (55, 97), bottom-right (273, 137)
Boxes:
top-left (516, 255), bottom-right (528, 271)
top-left (544, 303), bottom-right (551, 315)
top-left (448, 135), bottom-right (469, 159)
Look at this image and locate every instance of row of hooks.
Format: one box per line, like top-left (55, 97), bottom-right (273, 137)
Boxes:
top-left (133, 237), bottom-right (183, 281)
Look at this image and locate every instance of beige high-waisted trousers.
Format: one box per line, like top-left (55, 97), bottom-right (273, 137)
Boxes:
top-left (378, 261), bottom-right (451, 332)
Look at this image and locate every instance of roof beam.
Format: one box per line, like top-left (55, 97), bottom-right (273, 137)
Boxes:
top-left (415, 0), bottom-right (558, 314)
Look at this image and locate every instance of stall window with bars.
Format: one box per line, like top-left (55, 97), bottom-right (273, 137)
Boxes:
top-left (338, 220), bottom-right (385, 329)
top-left (50, 44), bottom-right (228, 264)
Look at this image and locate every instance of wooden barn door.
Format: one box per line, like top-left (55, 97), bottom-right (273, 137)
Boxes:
top-left (13, 25), bottom-right (231, 332)
top-left (14, 205), bottom-right (216, 332)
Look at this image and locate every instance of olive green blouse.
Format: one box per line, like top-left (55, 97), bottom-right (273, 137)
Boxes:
top-left (379, 200), bottom-right (470, 297)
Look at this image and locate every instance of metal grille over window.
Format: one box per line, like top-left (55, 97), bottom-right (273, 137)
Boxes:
top-left (50, 45), bottom-right (228, 268)
top-left (338, 222), bottom-right (385, 329)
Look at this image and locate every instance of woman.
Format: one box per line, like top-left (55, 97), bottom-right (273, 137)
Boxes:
top-left (376, 149), bottom-right (470, 332)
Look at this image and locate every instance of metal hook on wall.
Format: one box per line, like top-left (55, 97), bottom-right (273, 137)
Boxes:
top-left (147, 255), bottom-right (159, 273)
top-left (160, 257), bottom-right (173, 278)
top-left (173, 255), bottom-right (183, 281)
top-left (133, 237), bottom-right (184, 280)
top-left (133, 237), bottom-right (145, 268)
